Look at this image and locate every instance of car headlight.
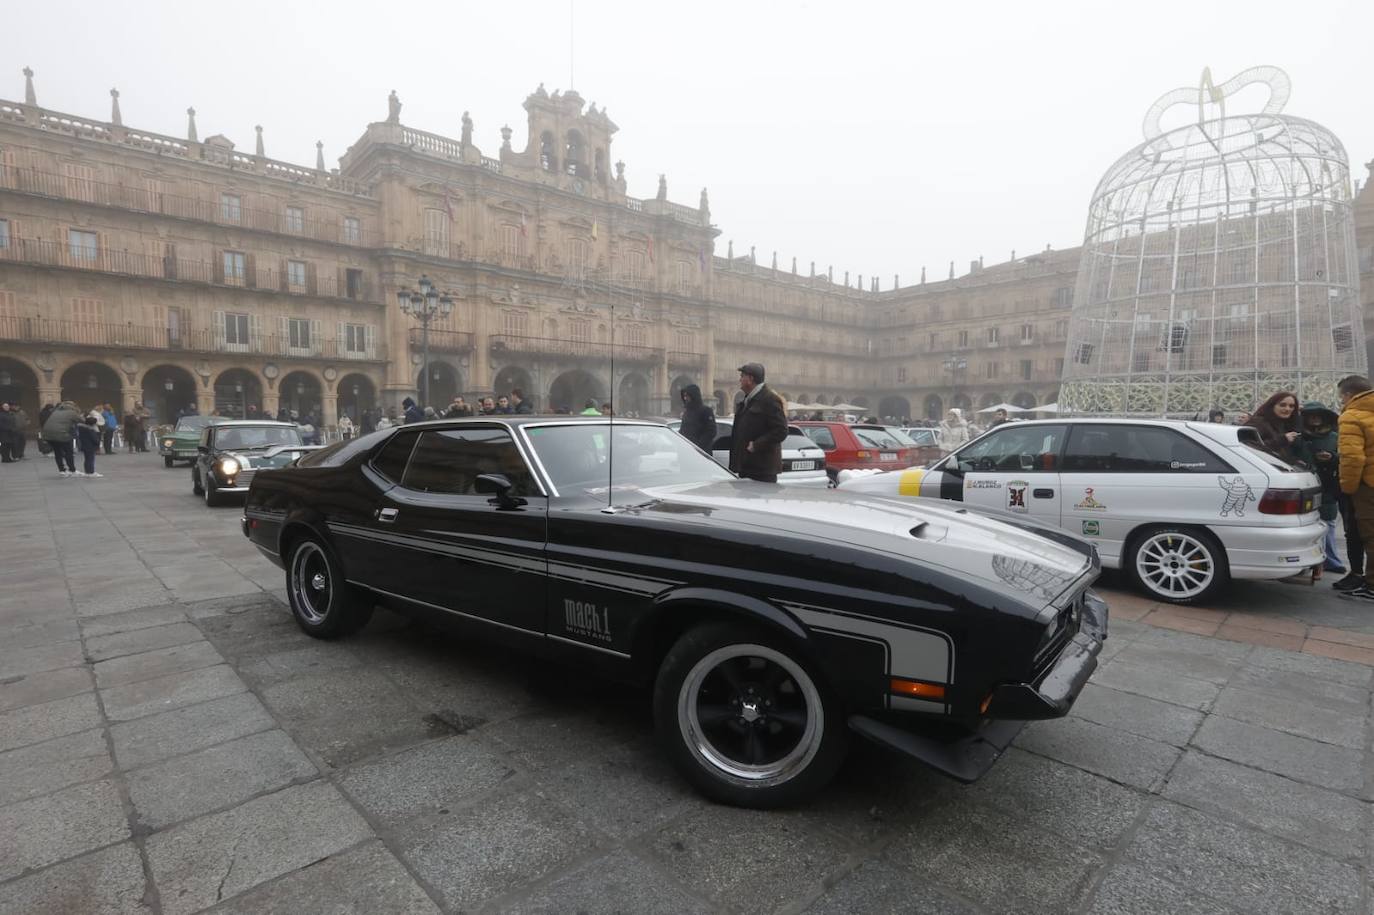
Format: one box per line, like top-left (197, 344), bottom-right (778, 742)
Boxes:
top-left (163, 439), bottom-right (174, 448)
top-left (218, 457), bottom-right (240, 476)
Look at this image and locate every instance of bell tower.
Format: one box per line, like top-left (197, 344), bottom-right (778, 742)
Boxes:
top-left (506, 84), bottom-right (621, 198)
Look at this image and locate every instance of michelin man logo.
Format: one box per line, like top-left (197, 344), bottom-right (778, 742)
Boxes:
top-left (1218, 476), bottom-right (1256, 517)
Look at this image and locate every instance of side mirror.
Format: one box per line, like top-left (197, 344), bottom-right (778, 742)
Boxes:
top-left (475, 473), bottom-right (527, 509)
top-left (197, 444), bottom-right (209, 453)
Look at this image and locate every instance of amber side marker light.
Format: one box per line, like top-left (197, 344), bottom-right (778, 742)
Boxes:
top-left (889, 678), bottom-right (945, 700)
top-left (980, 693), bottom-right (993, 715)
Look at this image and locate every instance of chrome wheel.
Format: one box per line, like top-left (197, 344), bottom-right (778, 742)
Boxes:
top-left (290, 541), bottom-right (332, 625)
top-left (1135, 531), bottom-right (1215, 599)
top-left (677, 643), bottom-right (822, 788)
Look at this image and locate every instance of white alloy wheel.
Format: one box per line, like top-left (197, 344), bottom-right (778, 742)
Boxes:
top-left (1133, 529), bottom-right (1222, 602)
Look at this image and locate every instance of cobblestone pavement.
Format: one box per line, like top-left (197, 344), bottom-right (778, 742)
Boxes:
top-left (2, 451), bottom-right (1373, 914)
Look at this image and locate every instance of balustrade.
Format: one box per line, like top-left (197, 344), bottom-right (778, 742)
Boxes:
top-left (0, 316), bottom-right (385, 361)
top-left (488, 334), bottom-right (658, 362)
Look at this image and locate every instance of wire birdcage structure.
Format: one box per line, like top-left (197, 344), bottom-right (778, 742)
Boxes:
top-left (1060, 67), bottom-right (1365, 416)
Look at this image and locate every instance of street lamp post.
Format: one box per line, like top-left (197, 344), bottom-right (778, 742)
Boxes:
top-left (396, 275), bottom-right (455, 409)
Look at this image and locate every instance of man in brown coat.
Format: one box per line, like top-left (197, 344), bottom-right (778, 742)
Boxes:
top-left (729, 363), bottom-right (788, 483)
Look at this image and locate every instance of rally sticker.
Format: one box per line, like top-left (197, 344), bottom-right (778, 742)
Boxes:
top-left (965, 479), bottom-right (1000, 489)
top-left (1074, 488), bottom-right (1107, 511)
top-left (1081, 520), bottom-right (1100, 536)
top-left (1006, 480), bottom-right (1029, 513)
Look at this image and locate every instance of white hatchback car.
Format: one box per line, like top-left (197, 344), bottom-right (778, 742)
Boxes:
top-left (838, 418), bottom-right (1326, 603)
top-left (667, 418), bottom-right (830, 487)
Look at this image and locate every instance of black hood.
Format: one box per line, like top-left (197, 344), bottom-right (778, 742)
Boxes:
top-left (682, 384), bottom-right (704, 407)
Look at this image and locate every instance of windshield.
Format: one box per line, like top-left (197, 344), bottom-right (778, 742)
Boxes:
top-left (853, 427), bottom-right (904, 449)
top-left (527, 423), bottom-right (734, 496)
top-left (217, 425), bottom-right (303, 450)
top-left (174, 415), bottom-right (218, 432)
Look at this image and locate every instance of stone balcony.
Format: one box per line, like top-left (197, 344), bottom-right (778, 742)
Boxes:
top-left (488, 334), bottom-right (659, 363)
top-left (407, 328), bottom-right (473, 353)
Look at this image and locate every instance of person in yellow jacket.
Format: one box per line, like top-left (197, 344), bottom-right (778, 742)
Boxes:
top-left (1336, 375), bottom-right (1374, 596)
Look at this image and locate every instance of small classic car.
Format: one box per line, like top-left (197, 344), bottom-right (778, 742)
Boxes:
top-left (242, 416), bottom-right (1107, 807)
top-left (158, 414), bottom-right (229, 467)
top-left (192, 420), bottom-right (315, 507)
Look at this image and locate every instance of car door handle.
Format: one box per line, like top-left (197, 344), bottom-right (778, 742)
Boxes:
top-left (377, 507), bottom-right (398, 523)
top-left (1033, 489), bottom-right (1054, 499)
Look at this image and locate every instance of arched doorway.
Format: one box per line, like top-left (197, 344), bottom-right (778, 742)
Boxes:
top-left (669, 375), bottom-right (696, 413)
top-left (0, 357), bottom-right (40, 420)
top-left (879, 395), bottom-right (911, 421)
top-left (338, 373), bottom-right (376, 422)
top-left (214, 369), bottom-right (263, 419)
top-left (951, 393), bottom-right (972, 413)
top-left (417, 361), bottom-right (460, 409)
top-left (923, 394), bottom-right (943, 421)
top-left (548, 369), bottom-right (604, 413)
top-left (494, 365), bottom-right (533, 407)
top-left (60, 361), bottom-right (122, 413)
top-left (1012, 391), bottom-right (1037, 410)
top-left (141, 364), bottom-right (198, 425)
top-left (281, 371), bottom-right (323, 420)
top-left (618, 372), bottom-right (649, 417)
top-left (851, 396), bottom-right (870, 412)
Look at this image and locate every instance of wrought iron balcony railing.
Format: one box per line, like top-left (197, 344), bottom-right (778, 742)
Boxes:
top-left (0, 316), bottom-right (385, 361)
top-left (488, 334), bottom-right (659, 363)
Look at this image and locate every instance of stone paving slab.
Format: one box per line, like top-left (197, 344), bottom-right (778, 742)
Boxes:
top-left (5, 447), bottom-right (1374, 913)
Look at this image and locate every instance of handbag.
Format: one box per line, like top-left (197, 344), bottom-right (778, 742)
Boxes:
top-left (37, 438), bottom-right (52, 455)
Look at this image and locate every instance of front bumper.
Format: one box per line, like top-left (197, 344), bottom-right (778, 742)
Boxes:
top-left (851, 592), bottom-right (1108, 783)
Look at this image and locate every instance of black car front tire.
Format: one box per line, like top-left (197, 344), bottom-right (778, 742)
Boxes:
top-left (653, 622), bottom-right (847, 808)
top-left (203, 475), bottom-right (222, 507)
top-left (285, 536), bottom-right (374, 639)
top-left (163, 455), bottom-right (174, 468)
top-left (191, 467), bottom-right (204, 495)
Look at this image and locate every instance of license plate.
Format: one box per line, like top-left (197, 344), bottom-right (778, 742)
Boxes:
top-left (879, 453), bottom-right (898, 462)
top-left (790, 461), bottom-right (816, 471)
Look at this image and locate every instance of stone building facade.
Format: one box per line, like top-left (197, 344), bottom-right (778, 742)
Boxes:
top-left (0, 70), bottom-right (1369, 427)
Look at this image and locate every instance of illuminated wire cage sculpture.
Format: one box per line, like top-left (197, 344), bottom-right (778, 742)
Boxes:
top-left (1060, 67), bottom-right (1365, 416)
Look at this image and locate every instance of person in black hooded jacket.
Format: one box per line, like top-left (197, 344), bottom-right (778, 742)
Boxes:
top-left (677, 384), bottom-right (716, 453)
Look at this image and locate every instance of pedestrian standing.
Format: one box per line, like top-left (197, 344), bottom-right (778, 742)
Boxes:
top-left (100, 403), bottom-right (119, 455)
top-left (11, 405), bottom-right (27, 459)
top-left (940, 408), bottom-right (972, 449)
top-left (1246, 392), bottom-right (1302, 464)
top-left (1299, 402), bottom-right (1345, 574)
top-left (402, 397), bottom-right (424, 424)
top-left (495, 395), bottom-right (513, 415)
top-left (510, 388), bottom-right (533, 415)
top-left (677, 384), bottom-right (717, 452)
top-left (75, 413), bottom-right (103, 478)
top-left (0, 403), bottom-right (16, 463)
top-left (729, 363), bottom-right (788, 483)
top-left (338, 413), bottom-right (354, 441)
top-left (376, 413), bottom-right (393, 431)
top-left (1336, 376), bottom-right (1374, 599)
top-left (41, 401), bottom-right (81, 477)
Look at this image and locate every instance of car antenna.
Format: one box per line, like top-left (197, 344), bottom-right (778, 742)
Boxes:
top-left (601, 301), bottom-right (616, 513)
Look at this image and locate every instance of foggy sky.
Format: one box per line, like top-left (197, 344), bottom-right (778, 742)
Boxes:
top-left (3, 0), bottom-right (1369, 289)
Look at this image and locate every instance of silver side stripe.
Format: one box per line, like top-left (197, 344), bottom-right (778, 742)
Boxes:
top-left (245, 507), bottom-right (286, 521)
top-left (779, 600), bottom-right (954, 686)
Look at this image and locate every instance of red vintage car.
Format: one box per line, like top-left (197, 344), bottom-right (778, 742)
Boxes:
top-left (793, 422), bottom-right (920, 481)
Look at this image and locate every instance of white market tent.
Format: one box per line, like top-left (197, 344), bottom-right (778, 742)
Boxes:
top-left (976, 402), bottom-right (1027, 414)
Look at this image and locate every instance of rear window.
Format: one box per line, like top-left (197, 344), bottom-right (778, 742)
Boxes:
top-left (1063, 425), bottom-right (1233, 473)
top-left (370, 429), bottom-right (420, 483)
top-left (801, 426), bottom-right (836, 450)
top-left (904, 428), bottom-right (938, 446)
top-left (402, 428), bottom-right (535, 496)
top-left (299, 428), bottom-right (390, 467)
top-left (785, 433), bottom-right (821, 451)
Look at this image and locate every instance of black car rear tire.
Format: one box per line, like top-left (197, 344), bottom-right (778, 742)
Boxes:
top-left (164, 455), bottom-right (174, 468)
top-left (191, 467), bottom-right (204, 495)
top-left (653, 622), bottom-right (847, 808)
top-left (285, 536), bottom-right (374, 639)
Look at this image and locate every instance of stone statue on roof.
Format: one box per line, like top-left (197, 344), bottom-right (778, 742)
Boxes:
top-left (657, 174), bottom-right (667, 201)
top-left (387, 90), bottom-right (401, 125)
top-left (461, 111), bottom-right (473, 147)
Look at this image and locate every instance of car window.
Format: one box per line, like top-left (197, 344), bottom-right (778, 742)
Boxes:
top-left (715, 421), bottom-right (733, 439)
top-left (298, 429), bottom-right (389, 467)
top-left (1063, 425), bottom-right (1232, 473)
top-left (215, 426), bottom-right (303, 450)
top-left (956, 424), bottom-right (1065, 473)
top-left (903, 428), bottom-right (938, 446)
top-left (402, 428), bottom-right (536, 496)
top-left (801, 426), bottom-right (836, 450)
top-left (176, 415), bottom-right (215, 432)
top-left (853, 428), bottom-right (902, 449)
top-left (371, 429), bottom-right (420, 483)
top-left (527, 423), bottom-right (733, 495)
top-left (711, 434), bottom-right (732, 451)
top-left (884, 427), bottom-right (917, 446)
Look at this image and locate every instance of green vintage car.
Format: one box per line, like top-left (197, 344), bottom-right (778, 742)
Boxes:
top-left (158, 415), bottom-right (229, 467)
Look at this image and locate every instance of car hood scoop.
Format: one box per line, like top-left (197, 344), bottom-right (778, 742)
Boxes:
top-left (638, 480), bottom-right (1092, 602)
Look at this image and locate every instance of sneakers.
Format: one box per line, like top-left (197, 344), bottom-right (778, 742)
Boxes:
top-left (72, 471), bottom-right (88, 477)
top-left (1333, 572), bottom-right (1365, 592)
top-left (87, 472), bottom-right (103, 478)
top-left (1339, 585), bottom-right (1374, 600)
top-left (58, 470), bottom-right (72, 478)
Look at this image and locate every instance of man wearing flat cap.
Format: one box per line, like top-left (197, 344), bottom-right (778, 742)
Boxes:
top-left (729, 362), bottom-right (788, 483)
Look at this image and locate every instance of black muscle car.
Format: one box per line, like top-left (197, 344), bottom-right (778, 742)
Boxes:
top-left (242, 416), bottom-right (1107, 807)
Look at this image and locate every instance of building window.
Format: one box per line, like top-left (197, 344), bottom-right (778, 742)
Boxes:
top-left (1053, 286), bottom-right (1073, 307)
top-left (225, 312), bottom-right (250, 348)
top-left (287, 260), bottom-right (306, 290)
top-left (287, 317), bottom-right (311, 351)
top-left (423, 209), bottom-right (448, 256)
top-left (986, 326), bottom-right (999, 346)
top-left (674, 330), bottom-right (694, 352)
top-left (628, 251), bottom-right (646, 282)
top-left (284, 206), bottom-right (304, 234)
top-left (223, 251), bottom-right (246, 285)
top-left (985, 362), bottom-right (1000, 380)
top-left (1021, 359), bottom-right (1033, 381)
top-left (63, 164), bottom-right (97, 202)
top-left (1055, 319), bottom-right (1068, 339)
top-left (1073, 342), bottom-right (1094, 365)
top-left (1020, 323), bottom-right (1033, 343)
top-left (1054, 357), bottom-right (1065, 376)
top-left (345, 268), bottom-right (364, 300)
top-left (1333, 324), bottom-right (1354, 353)
top-left (927, 333), bottom-right (936, 350)
top-left (0, 218), bottom-right (8, 249)
top-left (220, 193), bottom-right (241, 223)
top-left (1132, 351), bottom-right (1151, 373)
top-left (68, 229), bottom-right (98, 261)
top-left (896, 366), bottom-right (908, 383)
top-left (343, 323), bottom-right (367, 354)
top-left (957, 329), bottom-right (969, 348)
top-left (343, 217), bottom-right (361, 244)
top-left (625, 323), bottom-right (647, 348)
top-left (71, 296), bottom-right (103, 326)
top-left (500, 224), bottom-right (522, 258)
top-left (569, 318), bottom-right (591, 342)
top-left (1212, 343), bottom-right (1228, 367)
top-left (677, 261), bottom-right (692, 292)
top-left (567, 238), bottom-right (588, 278)
top-left (502, 311), bottom-right (529, 337)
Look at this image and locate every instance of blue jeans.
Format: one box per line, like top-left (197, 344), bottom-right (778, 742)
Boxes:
top-left (1324, 518), bottom-right (1342, 567)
